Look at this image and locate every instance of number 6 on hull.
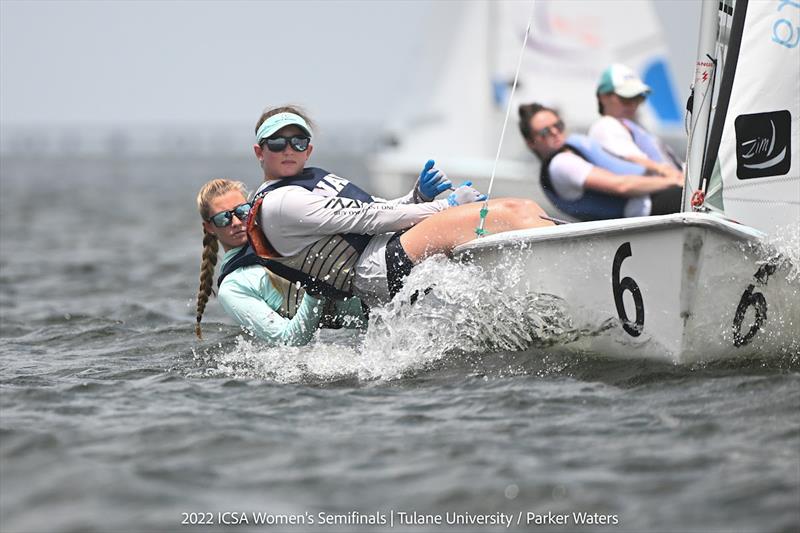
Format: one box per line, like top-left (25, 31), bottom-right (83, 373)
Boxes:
top-left (612, 242), bottom-right (645, 337)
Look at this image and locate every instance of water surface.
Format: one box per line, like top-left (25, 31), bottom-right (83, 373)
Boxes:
top-left (1, 154), bottom-right (798, 533)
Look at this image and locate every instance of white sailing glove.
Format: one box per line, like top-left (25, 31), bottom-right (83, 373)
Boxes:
top-left (447, 181), bottom-right (487, 206)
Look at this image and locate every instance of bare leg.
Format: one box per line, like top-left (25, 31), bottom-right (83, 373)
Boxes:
top-left (399, 198), bottom-right (554, 262)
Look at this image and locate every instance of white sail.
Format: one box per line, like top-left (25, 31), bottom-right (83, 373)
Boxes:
top-left (493, 0), bottom-right (682, 132)
top-left (375, 2), bottom-right (498, 180)
top-left (695, 0), bottom-right (800, 236)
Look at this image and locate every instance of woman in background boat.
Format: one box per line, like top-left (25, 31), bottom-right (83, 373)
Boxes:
top-left (589, 63), bottom-right (684, 214)
top-left (519, 102), bottom-right (684, 222)
top-left (194, 178), bottom-right (365, 344)
top-left (246, 105), bottom-right (554, 308)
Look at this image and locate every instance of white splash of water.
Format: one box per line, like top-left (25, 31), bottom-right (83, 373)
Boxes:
top-left (195, 254), bottom-right (574, 383)
top-left (726, 223), bottom-right (800, 358)
top-left (758, 223), bottom-right (800, 283)
top-left (358, 255), bottom-right (572, 380)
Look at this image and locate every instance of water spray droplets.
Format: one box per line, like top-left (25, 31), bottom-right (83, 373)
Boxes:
top-left (193, 254), bottom-right (576, 384)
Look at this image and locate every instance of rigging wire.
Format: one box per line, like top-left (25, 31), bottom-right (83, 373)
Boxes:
top-left (475, 0), bottom-right (536, 237)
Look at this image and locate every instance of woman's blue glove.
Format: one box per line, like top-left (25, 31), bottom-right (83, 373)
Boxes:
top-left (447, 181), bottom-right (487, 206)
top-left (413, 159), bottom-right (452, 203)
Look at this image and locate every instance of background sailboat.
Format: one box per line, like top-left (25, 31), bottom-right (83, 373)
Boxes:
top-left (368, 0), bottom-right (685, 204)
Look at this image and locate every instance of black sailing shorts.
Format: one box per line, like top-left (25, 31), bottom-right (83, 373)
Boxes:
top-left (385, 230), bottom-right (414, 298)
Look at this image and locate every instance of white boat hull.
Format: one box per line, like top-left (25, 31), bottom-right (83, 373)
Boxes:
top-left (455, 213), bottom-right (799, 364)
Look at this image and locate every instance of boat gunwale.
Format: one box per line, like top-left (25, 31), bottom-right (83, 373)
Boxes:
top-left (455, 212), bottom-right (765, 253)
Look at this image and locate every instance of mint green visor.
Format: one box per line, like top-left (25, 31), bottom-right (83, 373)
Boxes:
top-left (256, 112), bottom-right (312, 142)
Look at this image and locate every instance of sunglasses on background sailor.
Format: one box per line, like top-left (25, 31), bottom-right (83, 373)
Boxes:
top-left (535, 119), bottom-right (565, 139)
top-left (259, 135), bottom-right (311, 153)
top-left (206, 203), bottom-right (252, 228)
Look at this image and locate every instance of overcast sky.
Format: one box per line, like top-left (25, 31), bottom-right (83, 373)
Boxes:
top-left (0, 0), bottom-right (436, 126)
top-left (1, 0), bottom-right (698, 128)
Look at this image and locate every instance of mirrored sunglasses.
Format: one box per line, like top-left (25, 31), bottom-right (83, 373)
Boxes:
top-left (207, 203), bottom-right (251, 228)
top-left (535, 119), bottom-right (565, 139)
top-left (261, 135), bottom-right (310, 153)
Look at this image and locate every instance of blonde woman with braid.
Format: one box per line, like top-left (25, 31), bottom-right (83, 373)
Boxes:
top-left (195, 179), bottom-right (365, 345)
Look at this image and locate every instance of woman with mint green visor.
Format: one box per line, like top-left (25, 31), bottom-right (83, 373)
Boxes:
top-left (194, 178), bottom-right (365, 344)
top-left (246, 105), bottom-right (555, 308)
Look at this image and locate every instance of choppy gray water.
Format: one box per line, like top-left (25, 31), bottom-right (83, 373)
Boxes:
top-left (1, 152), bottom-right (799, 533)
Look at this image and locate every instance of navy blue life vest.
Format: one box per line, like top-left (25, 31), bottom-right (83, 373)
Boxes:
top-left (540, 134), bottom-right (647, 221)
top-left (246, 167), bottom-right (377, 300)
top-left (217, 245), bottom-right (306, 320)
top-left (217, 245), bottom-right (269, 288)
top-left (217, 244), bottom-right (362, 327)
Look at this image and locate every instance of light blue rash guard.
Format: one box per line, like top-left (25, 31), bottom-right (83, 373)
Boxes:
top-left (217, 246), bottom-right (364, 346)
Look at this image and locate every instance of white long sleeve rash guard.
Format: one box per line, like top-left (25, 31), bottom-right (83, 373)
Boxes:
top-left (256, 183), bottom-right (451, 306)
top-left (258, 185), bottom-right (449, 257)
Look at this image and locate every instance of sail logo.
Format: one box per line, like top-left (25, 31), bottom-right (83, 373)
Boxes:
top-left (734, 110), bottom-right (792, 179)
top-left (772, 0), bottom-right (799, 49)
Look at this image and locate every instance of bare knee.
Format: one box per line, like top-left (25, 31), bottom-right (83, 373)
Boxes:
top-left (490, 197), bottom-right (546, 227)
top-left (493, 197), bottom-right (539, 212)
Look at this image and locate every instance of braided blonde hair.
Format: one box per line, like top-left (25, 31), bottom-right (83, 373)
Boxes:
top-left (195, 179), bottom-right (248, 339)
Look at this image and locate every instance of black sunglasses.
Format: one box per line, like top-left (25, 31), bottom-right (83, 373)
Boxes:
top-left (261, 135), bottom-right (310, 153)
top-left (617, 94), bottom-right (647, 104)
top-left (535, 119), bottom-right (565, 139)
top-left (207, 203), bottom-right (251, 228)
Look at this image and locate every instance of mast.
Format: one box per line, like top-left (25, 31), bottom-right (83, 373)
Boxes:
top-left (698, 0), bottom-right (747, 185)
top-left (682, 0), bottom-right (722, 211)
